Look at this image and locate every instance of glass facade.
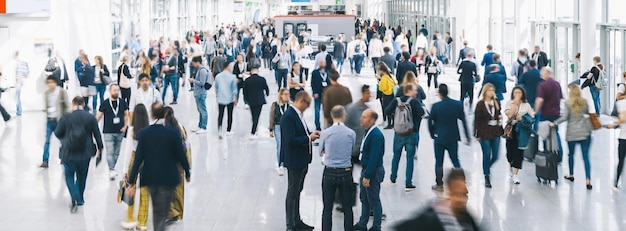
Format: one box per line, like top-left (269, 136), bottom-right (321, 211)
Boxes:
top-left (151, 0), bottom-right (170, 38)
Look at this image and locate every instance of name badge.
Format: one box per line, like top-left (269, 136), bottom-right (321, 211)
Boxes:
top-left (488, 120), bottom-right (498, 126)
top-left (113, 117), bottom-right (121, 124)
top-left (322, 82), bottom-right (328, 87)
top-left (47, 107), bottom-right (56, 113)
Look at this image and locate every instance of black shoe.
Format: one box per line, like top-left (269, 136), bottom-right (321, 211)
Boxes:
top-left (383, 125), bottom-right (393, 129)
top-left (296, 222), bottom-right (314, 230)
top-left (170, 101), bottom-right (178, 105)
top-left (353, 224), bottom-right (368, 231)
top-left (431, 184), bottom-right (444, 191)
top-left (316, 127), bottom-right (321, 131)
top-left (336, 206), bottom-right (344, 213)
top-left (586, 184), bottom-right (593, 190)
top-left (390, 178), bottom-right (396, 184)
top-left (485, 175), bottom-right (492, 188)
top-left (405, 184), bottom-right (416, 191)
top-left (564, 176), bottom-right (575, 182)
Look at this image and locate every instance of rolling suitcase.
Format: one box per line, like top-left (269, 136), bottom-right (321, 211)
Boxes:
top-left (535, 127), bottom-right (561, 184)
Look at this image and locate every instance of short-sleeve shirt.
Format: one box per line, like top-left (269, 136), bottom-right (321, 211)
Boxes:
top-left (536, 78), bottom-right (562, 118)
top-left (99, 98), bottom-right (129, 133)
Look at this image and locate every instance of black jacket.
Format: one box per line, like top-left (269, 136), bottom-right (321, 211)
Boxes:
top-left (280, 106), bottom-right (312, 170)
top-left (243, 74), bottom-right (269, 106)
top-left (396, 61), bottom-right (417, 84)
top-left (531, 51), bottom-right (549, 69)
top-left (457, 60), bottom-right (477, 83)
top-left (55, 109), bottom-right (104, 161)
top-left (395, 206), bottom-right (481, 231)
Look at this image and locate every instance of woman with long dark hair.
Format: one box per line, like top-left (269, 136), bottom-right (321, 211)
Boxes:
top-left (92, 55), bottom-right (110, 111)
top-left (162, 106), bottom-right (191, 221)
top-left (504, 86), bottom-right (534, 185)
top-left (122, 104), bottom-right (150, 230)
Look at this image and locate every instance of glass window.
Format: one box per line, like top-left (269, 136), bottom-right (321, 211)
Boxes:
top-left (151, 0), bottom-right (170, 38)
top-left (196, 0), bottom-right (207, 30)
top-left (178, 0), bottom-right (189, 37)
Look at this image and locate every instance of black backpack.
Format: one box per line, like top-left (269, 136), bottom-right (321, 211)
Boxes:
top-left (67, 123), bottom-right (87, 152)
top-left (517, 59), bottom-right (529, 79)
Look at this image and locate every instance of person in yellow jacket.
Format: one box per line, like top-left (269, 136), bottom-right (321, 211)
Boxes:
top-left (377, 62), bottom-right (397, 129)
top-left (121, 104), bottom-right (151, 230)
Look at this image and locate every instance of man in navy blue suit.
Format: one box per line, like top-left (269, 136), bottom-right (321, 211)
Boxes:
top-left (281, 91), bottom-right (320, 231)
top-left (311, 59), bottom-right (331, 131)
top-left (428, 84), bottom-right (470, 191)
top-left (354, 109), bottom-right (385, 231)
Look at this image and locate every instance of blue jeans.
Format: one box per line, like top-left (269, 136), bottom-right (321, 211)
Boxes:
top-left (314, 98), bottom-right (322, 130)
top-left (194, 94), bottom-right (208, 129)
top-left (93, 84), bottom-right (106, 111)
top-left (43, 120), bottom-right (58, 162)
top-left (349, 58), bottom-right (355, 73)
top-left (434, 142), bottom-right (461, 186)
top-left (567, 137), bottom-right (592, 179)
top-left (334, 58), bottom-right (345, 74)
top-left (322, 168), bottom-right (354, 231)
top-left (277, 68), bottom-right (288, 89)
top-left (589, 87), bottom-right (601, 114)
top-left (479, 138), bottom-right (501, 175)
top-left (357, 167), bottom-right (384, 230)
top-left (371, 57), bottom-right (379, 73)
top-left (353, 54), bottom-right (365, 74)
top-left (274, 125), bottom-right (282, 167)
top-left (16, 88), bottom-right (21, 116)
top-left (391, 132), bottom-right (417, 185)
top-left (63, 159), bottom-right (90, 205)
top-left (104, 133), bottom-right (124, 171)
top-left (162, 74), bottom-right (179, 102)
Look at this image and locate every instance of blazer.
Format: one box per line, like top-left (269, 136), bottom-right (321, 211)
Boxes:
top-left (428, 97), bottom-right (469, 144)
top-left (531, 51), bottom-right (549, 69)
top-left (311, 69), bottom-right (330, 96)
top-left (396, 60), bottom-right (417, 84)
top-left (380, 54), bottom-right (396, 73)
top-left (129, 124), bottom-right (190, 187)
top-left (243, 74), bottom-right (269, 106)
top-left (44, 87), bottom-right (71, 120)
top-left (481, 72), bottom-right (506, 100)
top-left (54, 109), bottom-right (104, 161)
top-left (78, 64), bottom-right (95, 86)
top-left (473, 100), bottom-right (504, 140)
top-left (211, 55), bottom-right (227, 76)
top-left (232, 62), bottom-right (247, 88)
top-left (457, 60), bottom-right (477, 83)
top-left (280, 106), bottom-right (312, 170)
top-left (92, 65), bottom-right (110, 85)
top-left (360, 127), bottom-right (384, 179)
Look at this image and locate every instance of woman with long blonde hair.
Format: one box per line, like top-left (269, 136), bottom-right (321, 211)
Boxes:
top-left (474, 83), bottom-right (504, 188)
top-left (397, 71), bottom-right (426, 100)
top-left (269, 88), bottom-right (291, 175)
top-left (550, 84), bottom-right (593, 189)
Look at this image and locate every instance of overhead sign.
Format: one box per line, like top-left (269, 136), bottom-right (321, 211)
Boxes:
top-left (0, 0), bottom-right (51, 14)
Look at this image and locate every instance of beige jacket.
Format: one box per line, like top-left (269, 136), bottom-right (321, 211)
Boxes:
top-left (44, 87), bottom-right (71, 120)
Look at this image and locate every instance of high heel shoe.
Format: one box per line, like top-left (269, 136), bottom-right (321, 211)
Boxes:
top-left (564, 176), bottom-right (574, 182)
top-left (586, 184), bottom-right (593, 190)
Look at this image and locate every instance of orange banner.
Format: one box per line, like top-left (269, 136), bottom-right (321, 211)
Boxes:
top-left (0, 0), bottom-right (6, 14)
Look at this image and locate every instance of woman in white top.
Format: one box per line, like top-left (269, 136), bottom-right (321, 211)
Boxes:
top-left (295, 43), bottom-right (312, 80)
top-left (504, 86), bottom-right (535, 184)
top-left (607, 72), bottom-right (626, 189)
top-left (382, 35), bottom-right (394, 54)
top-left (368, 35), bottom-right (384, 74)
top-left (288, 62), bottom-right (305, 101)
top-left (117, 55), bottom-right (133, 104)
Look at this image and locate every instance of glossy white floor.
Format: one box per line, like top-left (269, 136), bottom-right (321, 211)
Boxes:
top-left (0, 64), bottom-right (624, 231)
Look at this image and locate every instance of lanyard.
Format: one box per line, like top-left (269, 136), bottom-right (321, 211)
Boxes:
top-left (485, 101), bottom-right (495, 118)
top-left (321, 71), bottom-right (326, 81)
top-left (109, 99), bottom-right (120, 116)
top-left (360, 126), bottom-right (376, 153)
top-left (279, 104), bottom-right (287, 115)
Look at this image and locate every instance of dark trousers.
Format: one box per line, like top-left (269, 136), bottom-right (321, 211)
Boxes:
top-left (617, 139), bottom-right (626, 184)
top-left (434, 142), bottom-right (461, 186)
top-left (121, 87), bottom-right (131, 105)
top-left (250, 105), bottom-right (262, 134)
top-left (381, 94), bottom-right (394, 125)
top-left (322, 168), bottom-right (354, 231)
top-left (218, 103), bottom-right (234, 132)
top-left (371, 57), bottom-right (380, 73)
top-left (286, 167), bottom-right (308, 229)
top-left (427, 73), bottom-right (439, 88)
top-left (63, 159), bottom-right (90, 205)
top-left (277, 68), bottom-right (288, 89)
top-left (0, 103), bottom-right (10, 121)
top-left (460, 82), bottom-right (474, 107)
top-left (356, 167), bottom-right (384, 230)
top-left (148, 185), bottom-right (175, 231)
top-left (506, 130), bottom-right (524, 169)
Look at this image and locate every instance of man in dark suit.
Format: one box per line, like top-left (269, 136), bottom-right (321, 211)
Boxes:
top-left (481, 64), bottom-right (506, 101)
top-left (281, 91), bottom-right (320, 231)
top-left (243, 59), bottom-right (269, 139)
top-left (54, 96), bottom-right (104, 213)
top-left (428, 84), bottom-right (470, 191)
top-left (531, 45), bottom-right (549, 70)
top-left (311, 59), bottom-right (330, 131)
top-left (518, 60), bottom-right (543, 108)
top-left (128, 103), bottom-right (190, 231)
top-left (354, 109), bottom-right (385, 231)
top-left (380, 47), bottom-right (396, 74)
top-left (333, 35), bottom-right (346, 74)
top-left (395, 52), bottom-right (417, 84)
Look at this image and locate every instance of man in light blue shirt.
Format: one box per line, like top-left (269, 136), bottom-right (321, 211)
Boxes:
top-left (214, 61), bottom-right (238, 138)
top-left (319, 105), bottom-right (356, 231)
top-left (189, 56), bottom-right (212, 134)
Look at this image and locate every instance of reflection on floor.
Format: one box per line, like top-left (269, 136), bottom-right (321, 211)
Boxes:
top-left (0, 66), bottom-right (624, 231)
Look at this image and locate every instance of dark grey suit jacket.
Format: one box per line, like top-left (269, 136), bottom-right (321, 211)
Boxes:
top-left (55, 109), bottom-right (104, 161)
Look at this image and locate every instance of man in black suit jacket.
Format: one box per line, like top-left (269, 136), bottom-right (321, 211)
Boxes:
top-left (310, 59), bottom-right (330, 130)
top-left (281, 91), bottom-right (320, 231)
top-left (54, 96), bottom-right (103, 213)
top-left (128, 103), bottom-right (190, 231)
top-left (243, 60), bottom-right (269, 139)
top-left (395, 52), bottom-right (417, 84)
top-left (428, 84), bottom-right (470, 191)
top-left (531, 45), bottom-right (549, 70)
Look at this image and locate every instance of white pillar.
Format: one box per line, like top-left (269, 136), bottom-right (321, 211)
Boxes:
top-left (140, 0), bottom-right (150, 48)
top-left (579, 0), bottom-right (597, 109)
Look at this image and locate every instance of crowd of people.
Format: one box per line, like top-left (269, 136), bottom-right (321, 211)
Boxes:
top-left (0, 16), bottom-right (625, 231)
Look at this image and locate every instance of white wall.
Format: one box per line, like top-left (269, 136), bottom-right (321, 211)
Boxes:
top-left (0, 0), bottom-right (111, 112)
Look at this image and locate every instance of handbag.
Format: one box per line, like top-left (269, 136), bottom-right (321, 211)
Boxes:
top-left (502, 123), bottom-right (514, 139)
top-left (102, 75), bottom-right (113, 85)
top-left (427, 66), bottom-right (438, 74)
top-left (117, 176), bottom-right (135, 205)
top-left (588, 113), bottom-right (602, 130)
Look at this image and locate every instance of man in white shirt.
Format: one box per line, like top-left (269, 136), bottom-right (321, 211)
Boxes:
top-left (347, 34), bottom-right (367, 75)
top-left (414, 32), bottom-right (428, 53)
top-left (129, 73), bottom-right (163, 124)
top-left (314, 44), bottom-right (329, 70)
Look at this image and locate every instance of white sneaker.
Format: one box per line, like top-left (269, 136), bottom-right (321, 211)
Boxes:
top-left (249, 134), bottom-right (258, 140)
top-left (191, 127), bottom-right (200, 132)
top-left (120, 221), bottom-right (138, 229)
top-left (109, 171), bottom-right (117, 181)
top-left (245, 105), bottom-right (249, 110)
top-left (226, 131), bottom-right (234, 136)
top-left (277, 167), bottom-right (284, 176)
top-left (512, 175), bottom-right (520, 184)
top-left (195, 129), bottom-right (207, 134)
